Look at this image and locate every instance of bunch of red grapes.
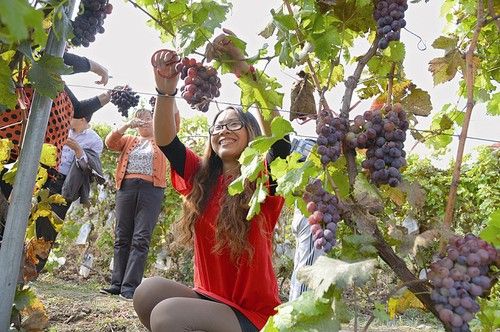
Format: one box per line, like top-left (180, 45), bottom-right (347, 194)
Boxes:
top-left (373, 0), bottom-right (408, 49)
top-left (303, 179), bottom-right (341, 252)
top-left (71, 0), bottom-right (112, 47)
top-left (316, 109), bottom-right (348, 167)
top-left (345, 103), bottom-right (409, 187)
top-left (110, 86), bottom-right (139, 118)
top-left (175, 57), bottom-right (221, 113)
top-left (428, 234), bottom-right (498, 332)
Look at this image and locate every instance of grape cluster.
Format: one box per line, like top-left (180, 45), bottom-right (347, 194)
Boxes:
top-left (345, 103), bottom-right (409, 187)
top-left (303, 179), bottom-right (341, 252)
top-left (428, 234), bottom-right (498, 332)
top-left (373, 0), bottom-right (408, 49)
top-left (176, 57), bottom-right (221, 113)
top-left (316, 110), bottom-right (348, 167)
top-left (110, 86), bottom-right (140, 118)
top-left (71, 0), bottom-right (112, 47)
top-left (149, 96), bottom-right (156, 109)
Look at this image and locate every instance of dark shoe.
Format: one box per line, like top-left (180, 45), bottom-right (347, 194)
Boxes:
top-left (100, 286), bottom-right (120, 295)
top-left (119, 292), bottom-right (134, 301)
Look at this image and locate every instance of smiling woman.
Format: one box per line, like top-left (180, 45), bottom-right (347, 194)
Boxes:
top-left (132, 31), bottom-right (291, 332)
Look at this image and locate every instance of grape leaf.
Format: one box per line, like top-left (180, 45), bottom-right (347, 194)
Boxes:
top-left (237, 71), bottom-right (284, 120)
top-left (486, 92), bottom-right (499, 116)
top-left (0, 139), bottom-right (14, 171)
top-left (247, 177), bottom-right (268, 220)
top-left (262, 291), bottom-right (341, 332)
top-left (401, 87), bottom-right (432, 117)
top-left (479, 209), bottom-right (500, 248)
top-left (20, 294), bottom-right (49, 331)
top-left (382, 42), bottom-right (405, 63)
top-left (0, 58), bottom-right (17, 111)
top-left (387, 290), bottom-right (426, 319)
top-left (428, 50), bottom-right (464, 85)
top-left (353, 174), bottom-right (384, 213)
top-left (431, 35), bottom-right (458, 52)
top-left (297, 256), bottom-right (376, 298)
top-left (40, 143), bottom-right (57, 167)
top-left (13, 287), bottom-right (37, 311)
top-left (27, 54), bottom-right (72, 98)
top-left (0, 0), bottom-right (45, 44)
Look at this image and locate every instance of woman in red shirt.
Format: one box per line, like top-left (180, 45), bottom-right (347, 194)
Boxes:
top-left (133, 33), bottom-right (290, 332)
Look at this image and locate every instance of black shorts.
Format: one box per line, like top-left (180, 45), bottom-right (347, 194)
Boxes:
top-left (196, 292), bottom-right (258, 332)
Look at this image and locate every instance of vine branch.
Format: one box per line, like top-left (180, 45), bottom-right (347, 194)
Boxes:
top-left (341, 37), bottom-right (380, 186)
top-left (283, 0), bottom-right (330, 111)
top-left (487, 0), bottom-right (500, 31)
top-left (127, 0), bottom-right (176, 38)
top-left (387, 63), bottom-right (396, 105)
top-left (443, 0), bottom-right (486, 230)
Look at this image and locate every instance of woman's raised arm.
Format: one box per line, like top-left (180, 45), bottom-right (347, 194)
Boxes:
top-left (151, 50), bottom-right (180, 146)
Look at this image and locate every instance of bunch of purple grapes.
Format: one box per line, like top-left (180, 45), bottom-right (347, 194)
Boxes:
top-left (176, 57), bottom-right (221, 113)
top-left (71, 0), bottom-right (112, 47)
top-left (149, 96), bottom-right (156, 109)
top-left (316, 110), bottom-right (348, 167)
top-left (345, 103), bottom-right (409, 187)
top-left (110, 86), bottom-right (139, 118)
top-left (303, 179), bottom-right (341, 252)
top-left (373, 0), bottom-right (407, 49)
top-left (428, 234), bottom-right (498, 332)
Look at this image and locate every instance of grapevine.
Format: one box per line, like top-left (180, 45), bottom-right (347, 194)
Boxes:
top-left (71, 0), bottom-right (113, 47)
top-left (428, 234), bottom-right (498, 332)
top-left (303, 179), bottom-right (341, 252)
top-left (373, 0), bottom-right (408, 49)
top-left (176, 57), bottom-right (221, 113)
top-left (110, 86), bottom-right (140, 118)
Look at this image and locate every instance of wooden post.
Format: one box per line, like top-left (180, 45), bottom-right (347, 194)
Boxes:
top-left (0, 0), bottom-right (76, 328)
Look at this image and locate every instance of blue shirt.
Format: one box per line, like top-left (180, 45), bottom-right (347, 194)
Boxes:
top-left (59, 128), bottom-right (103, 176)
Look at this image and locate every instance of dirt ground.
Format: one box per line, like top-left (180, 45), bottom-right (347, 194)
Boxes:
top-left (30, 274), bottom-right (443, 332)
top-left (32, 274), bottom-right (147, 332)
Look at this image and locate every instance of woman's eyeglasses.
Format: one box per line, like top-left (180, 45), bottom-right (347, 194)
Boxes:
top-left (209, 120), bottom-right (244, 135)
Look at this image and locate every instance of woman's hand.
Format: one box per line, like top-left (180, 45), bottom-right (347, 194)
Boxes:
top-left (128, 118), bottom-right (147, 129)
top-left (89, 59), bottom-right (109, 85)
top-left (206, 28), bottom-right (250, 76)
top-left (65, 138), bottom-right (83, 158)
top-left (151, 50), bottom-right (180, 95)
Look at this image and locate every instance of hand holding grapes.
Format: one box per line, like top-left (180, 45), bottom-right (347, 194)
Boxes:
top-left (151, 50), bottom-right (180, 95)
top-left (206, 28), bottom-right (250, 77)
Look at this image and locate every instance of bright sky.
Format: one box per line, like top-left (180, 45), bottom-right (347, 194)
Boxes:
top-left (63, 0), bottom-right (498, 168)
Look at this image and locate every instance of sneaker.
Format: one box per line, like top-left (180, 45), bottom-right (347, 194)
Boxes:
top-left (119, 292), bottom-right (134, 301)
top-left (100, 286), bottom-right (120, 295)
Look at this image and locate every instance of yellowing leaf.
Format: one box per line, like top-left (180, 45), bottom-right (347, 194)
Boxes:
top-left (40, 143), bottom-right (57, 167)
top-left (47, 193), bottom-right (66, 206)
top-left (401, 88), bottom-right (432, 117)
top-left (21, 295), bottom-right (49, 331)
top-left (428, 50), bottom-right (464, 85)
top-left (34, 167), bottom-right (48, 195)
top-left (0, 138), bottom-right (13, 171)
top-left (388, 290), bottom-right (426, 319)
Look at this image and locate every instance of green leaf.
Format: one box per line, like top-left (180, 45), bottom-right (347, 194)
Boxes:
top-left (271, 117), bottom-right (294, 138)
top-left (228, 156), bottom-right (264, 195)
top-left (382, 42), bottom-right (405, 63)
top-left (28, 54), bottom-right (72, 98)
top-left (0, 0), bottom-right (44, 43)
top-left (236, 71), bottom-right (284, 119)
top-left (340, 234), bottom-right (378, 261)
top-left (479, 210), bottom-right (500, 248)
top-left (486, 92), bottom-right (500, 116)
top-left (259, 22), bottom-right (276, 39)
top-left (439, 114), bottom-right (454, 130)
top-left (13, 287), bottom-right (37, 311)
top-left (431, 35), bottom-right (458, 52)
top-left (247, 177), bottom-right (268, 220)
top-left (262, 291), bottom-right (340, 332)
top-left (310, 26), bottom-right (341, 60)
top-left (0, 58), bottom-right (17, 110)
top-left (401, 87), bottom-right (432, 117)
top-left (298, 257), bottom-right (377, 298)
top-left (272, 12), bottom-right (296, 30)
